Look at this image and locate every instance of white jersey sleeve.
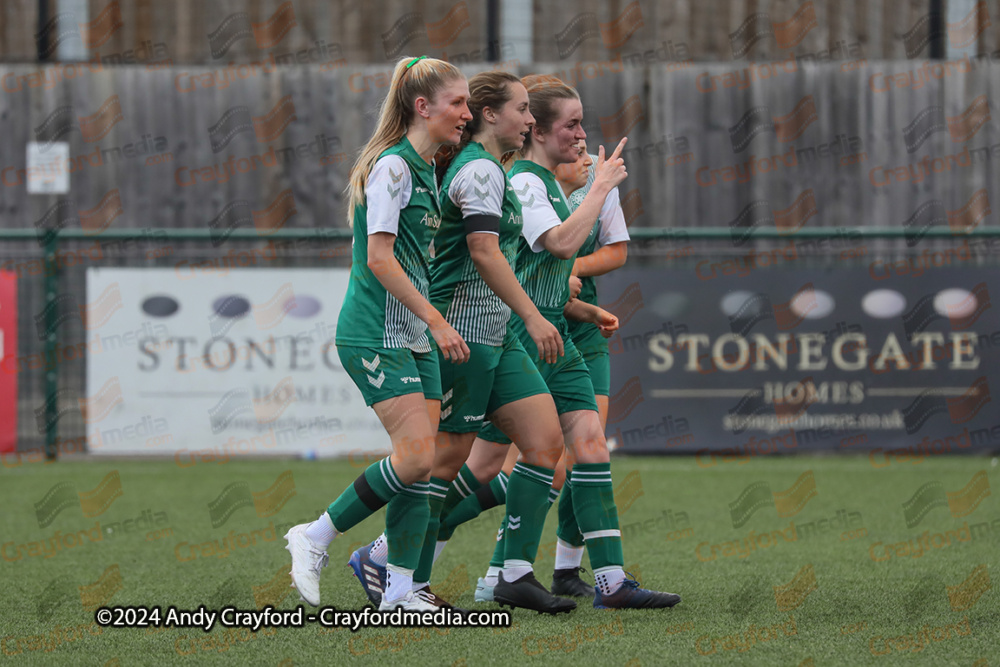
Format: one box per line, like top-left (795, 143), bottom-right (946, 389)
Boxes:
top-left (365, 154), bottom-right (412, 236)
top-left (597, 186), bottom-right (630, 246)
top-left (511, 172), bottom-right (562, 253)
top-left (448, 159), bottom-right (505, 235)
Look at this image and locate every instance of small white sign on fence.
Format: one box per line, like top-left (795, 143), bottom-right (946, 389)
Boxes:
top-left (26, 142), bottom-right (70, 194)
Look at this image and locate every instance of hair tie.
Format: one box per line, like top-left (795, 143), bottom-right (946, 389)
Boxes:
top-left (405, 55), bottom-right (428, 69)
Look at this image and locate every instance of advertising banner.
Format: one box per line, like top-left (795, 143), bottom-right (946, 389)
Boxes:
top-left (85, 268), bottom-right (391, 460)
top-left (602, 266), bottom-right (997, 463)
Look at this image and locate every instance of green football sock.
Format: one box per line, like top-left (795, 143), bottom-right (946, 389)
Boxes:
top-left (413, 476), bottom-right (449, 584)
top-left (438, 471), bottom-right (507, 541)
top-left (327, 457), bottom-right (402, 532)
top-left (556, 477), bottom-right (585, 547)
top-left (440, 464), bottom-right (483, 520)
top-left (489, 516), bottom-right (506, 569)
top-left (489, 476), bottom-right (557, 571)
top-left (569, 463), bottom-right (623, 570)
top-left (503, 463), bottom-right (555, 566)
top-left (385, 480), bottom-right (430, 571)
top-left (486, 473), bottom-right (512, 569)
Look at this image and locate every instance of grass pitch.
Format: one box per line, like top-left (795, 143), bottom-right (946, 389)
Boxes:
top-left (1, 454), bottom-right (997, 666)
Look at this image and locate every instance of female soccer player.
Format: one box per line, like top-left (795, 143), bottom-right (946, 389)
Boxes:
top-left (473, 75), bottom-right (680, 609)
top-left (351, 71), bottom-right (580, 614)
top-left (553, 145), bottom-right (632, 595)
top-left (283, 55), bottom-right (471, 613)
top-left (435, 143), bottom-right (629, 599)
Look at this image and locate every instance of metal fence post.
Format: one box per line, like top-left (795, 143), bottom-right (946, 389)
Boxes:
top-left (43, 232), bottom-right (59, 460)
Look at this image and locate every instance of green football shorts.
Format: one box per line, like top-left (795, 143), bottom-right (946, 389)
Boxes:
top-left (478, 320), bottom-right (598, 445)
top-left (337, 343), bottom-right (442, 406)
top-left (439, 330), bottom-right (549, 433)
top-left (571, 324), bottom-right (611, 397)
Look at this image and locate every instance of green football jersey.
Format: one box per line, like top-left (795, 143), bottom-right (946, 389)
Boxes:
top-left (431, 142), bottom-right (524, 346)
top-left (566, 156), bottom-right (630, 341)
top-left (336, 137), bottom-right (441, 352)
top-left (567, 157), bottom-right (602, 340)
top-left (509, 160), bottom-right (597, 321)
top-left (568, 157), bottom-right (603, 308)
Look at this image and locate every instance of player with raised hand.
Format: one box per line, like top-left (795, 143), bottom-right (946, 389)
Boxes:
top-left (474, 74), bottom-right (680, 610)
top-left (282, 55), bottom-right (471, 613)
top-left (434, 142), bottom-right (631, 599)
top-left (350, 70), bottom-right (575, 614)
top-left (552, 142), bottom-right (632, 597)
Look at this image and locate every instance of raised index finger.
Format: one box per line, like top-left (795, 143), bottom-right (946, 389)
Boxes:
top-left (597, 144), bottom-right (606, 165)
top-left (609, 137), bottom-right (628, 162)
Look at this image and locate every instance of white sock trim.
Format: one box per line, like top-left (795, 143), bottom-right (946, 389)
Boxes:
top-left (304, 512), bottom-right (337, 548)
top-left (454, 473), bottom-right (474, 497)
top-left (370, 533), bottom-right (388, 566)
top-left (554, 539), bottom-right (585, 570)
top-left (594, 566), bottom-right (626, 595)
top-left (502, 560), bottom-right (533, 582)
top-left (582, 529), bottom-right (621, 540)
top-left (384, 565), bottom-right (415, 602)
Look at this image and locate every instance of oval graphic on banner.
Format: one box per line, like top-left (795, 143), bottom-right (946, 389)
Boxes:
top-left (286, 295), bottom-right (321, 318)
top-left (861, 289), bottom-right (906, 318)
top-left (934, 288), bottom-right (976, 318)
top-left (792, 289), bottom-right (834, 319)
top-left (212, 295), bottom-right (251, 318)
top-left (720, 291), bottom-right (758, 317)
top-left (141, 295), bottom-right (179, 317)
top-left (650, 292), bottom-right (689, 318)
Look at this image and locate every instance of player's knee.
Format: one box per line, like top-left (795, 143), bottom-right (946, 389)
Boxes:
top-left (398, 458), bottom-right (433, 485)
top-left (393, 434), bottom-right (435, 484)
top-left (531, 443), bottom-right (564, 469)
top-left (433, 452), bottom-right (466, 480)
top-left (477, 455), bottom-right (506, 481)
top-left (517, 427), bottom-right (563, 469)
top-left (570, 424), bottom-right (608, 463)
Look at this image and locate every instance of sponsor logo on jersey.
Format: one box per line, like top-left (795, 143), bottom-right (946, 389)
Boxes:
top-left (400, 376), bottom-right (421, 383)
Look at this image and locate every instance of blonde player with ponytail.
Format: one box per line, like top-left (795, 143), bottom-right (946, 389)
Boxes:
top-left (283, 56), bottom-right (471, 612)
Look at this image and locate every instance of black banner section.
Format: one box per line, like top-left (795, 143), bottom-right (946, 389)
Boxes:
top-left (601, 266), bottom-right (998, 461)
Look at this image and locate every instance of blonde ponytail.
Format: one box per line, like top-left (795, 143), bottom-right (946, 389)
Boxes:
top-left (346, 56), bottom-right (464, 226)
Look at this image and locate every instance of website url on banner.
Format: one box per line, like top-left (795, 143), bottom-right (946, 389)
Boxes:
top-left (94, 605), bottom-right (512, 632)
top-left (723, 411), bottom-right (904, 433)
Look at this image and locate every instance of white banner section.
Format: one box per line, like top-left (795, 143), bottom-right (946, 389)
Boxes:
top-left (86, 268), bottom-right (391, 460)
